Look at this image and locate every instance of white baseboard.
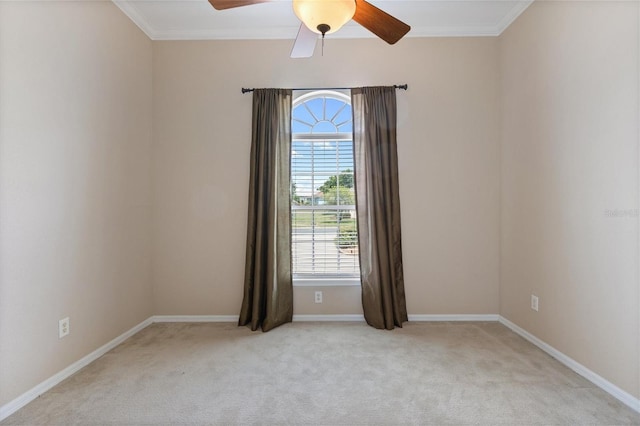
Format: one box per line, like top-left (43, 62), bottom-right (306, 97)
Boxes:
top-left (154, 314), bottom-right (443, 323)
top-left (293, 314), bottom-right (365, 321)
top-left (152, 314), bottom-right (501, 323)
top-left (152, 314), bottom-right (502, 323)
top-left (153, 314), bottom-right (365, 323)
top-left (152, 315), bottom-right (239, 323)
top-left (499, 316), bottom-right (640, 413)
top-left (409, 314), bottom-right (500, 322)
top-left (292, 314), bottom-right (501, 322)
top-left (0, 317), bottom-right (153, 422)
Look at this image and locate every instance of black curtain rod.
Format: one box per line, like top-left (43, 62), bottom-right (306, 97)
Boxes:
top-left (241, 84), bottom-right (408, 94)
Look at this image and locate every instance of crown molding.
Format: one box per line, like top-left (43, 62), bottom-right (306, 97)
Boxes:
top-left (495, 0), bottom-right (535, 35)
top-left (112, 0), bottom-right (156, 39)
top-left (112, 0), bottom-right (534, 41)
top-left (147, 26), bottom-right (503, 41)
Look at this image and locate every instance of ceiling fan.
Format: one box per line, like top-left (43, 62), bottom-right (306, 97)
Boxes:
top-left (207, 0), bottom-right (411, 58)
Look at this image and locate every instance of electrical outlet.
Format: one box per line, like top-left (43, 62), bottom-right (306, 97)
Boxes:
top-left (314, 291), bottom-right (323, 304)
top-left (531, 295), bottom-right (539, 312)
top-left (59, 317), bottom-right (70, 338)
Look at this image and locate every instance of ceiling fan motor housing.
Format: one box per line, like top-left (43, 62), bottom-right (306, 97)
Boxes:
top-left (317, 23), bottom-right (331, 35)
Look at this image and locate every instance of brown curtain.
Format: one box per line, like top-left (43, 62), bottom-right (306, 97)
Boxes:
top-left (239, 89), bottom-right (293, 332)
top-left (352, 86), bottom-right (408, 330)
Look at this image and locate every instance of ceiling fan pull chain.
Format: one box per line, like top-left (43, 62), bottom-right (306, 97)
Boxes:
top-left (317, 23), bottom-right (330, 57)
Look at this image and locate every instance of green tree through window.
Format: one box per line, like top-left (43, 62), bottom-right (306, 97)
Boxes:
top-left (318, 169), bottom-right (354, 194)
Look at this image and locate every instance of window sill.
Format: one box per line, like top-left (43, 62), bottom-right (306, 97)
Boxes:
top-left (293, 277), bottom-right (361, 287)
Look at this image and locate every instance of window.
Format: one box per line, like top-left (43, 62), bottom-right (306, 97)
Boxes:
top-left (290, 90), bottom-right (360, 285)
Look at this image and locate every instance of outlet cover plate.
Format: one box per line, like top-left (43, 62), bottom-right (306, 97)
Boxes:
top-left (59, 317), bottom-right (70, 338)
top-left (531, 295), bottom-right (539, 312)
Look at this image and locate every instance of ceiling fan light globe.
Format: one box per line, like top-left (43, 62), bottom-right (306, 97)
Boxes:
top-left (292, 0), bottom-right (356, 35)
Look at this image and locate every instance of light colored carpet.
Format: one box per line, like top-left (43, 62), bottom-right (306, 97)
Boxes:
top-left (2, 322), bottom-right (639, 425)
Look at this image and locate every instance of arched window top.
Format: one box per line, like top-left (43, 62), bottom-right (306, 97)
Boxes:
top-left (292, 90), bottom-right (352, 135)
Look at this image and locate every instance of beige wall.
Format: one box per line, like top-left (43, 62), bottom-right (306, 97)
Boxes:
top-left (152, 38), bottom-right (501, 316)
top-left (0, 1), bottom-right (153, 406)
top-left (6, 0), bottom-right (637, 412)
top-left (499, 1), bottom-right (640, 399)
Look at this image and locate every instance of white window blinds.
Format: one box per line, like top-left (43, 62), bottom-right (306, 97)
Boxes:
top-left (290, 91), bottom-right (360, 278)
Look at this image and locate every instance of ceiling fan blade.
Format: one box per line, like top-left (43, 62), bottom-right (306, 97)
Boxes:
top-left (208, 0), bottom-right (270, 11)
top-left (353, 0), bottom-right (410, 45)
top-left (290, 24), bottom-right (317, 58)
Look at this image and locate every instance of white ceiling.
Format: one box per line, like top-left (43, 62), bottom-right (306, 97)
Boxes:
top-left (113, 0), bottom-right (533, 41)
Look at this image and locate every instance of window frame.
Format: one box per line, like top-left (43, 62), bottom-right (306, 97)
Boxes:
top-left (291, 90), bottom-right (360, 287)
